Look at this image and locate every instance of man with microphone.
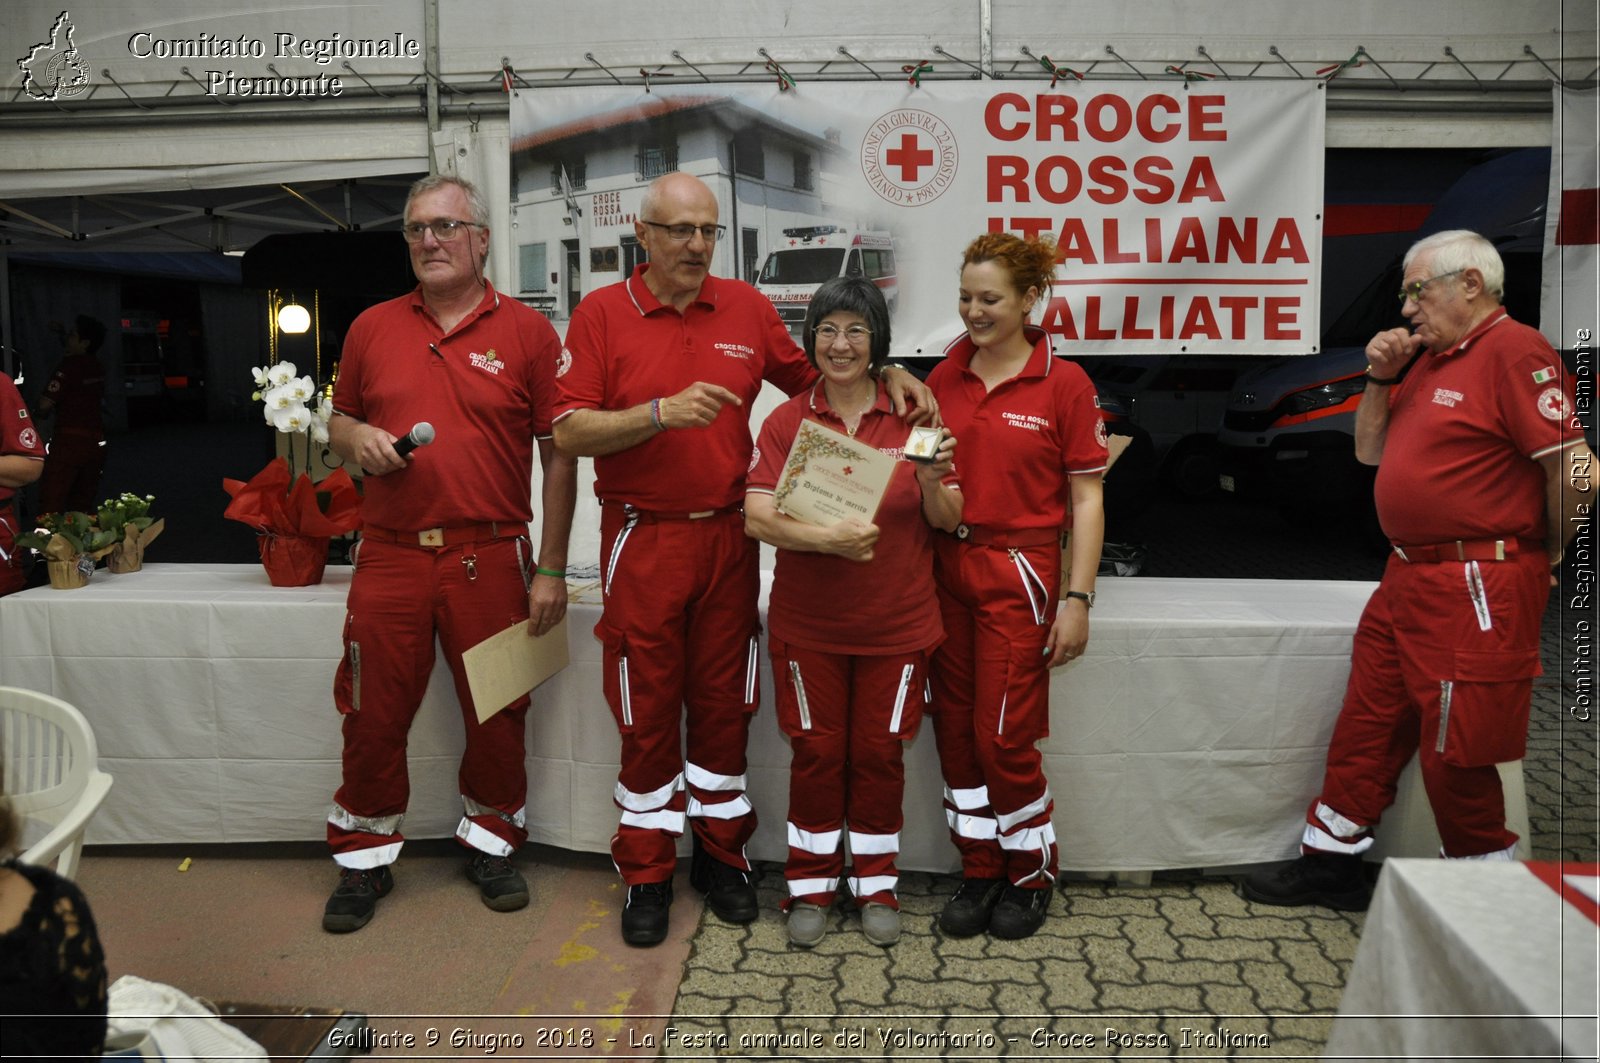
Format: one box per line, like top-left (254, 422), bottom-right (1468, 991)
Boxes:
top-left (320, 174), bottom-right (576, 933)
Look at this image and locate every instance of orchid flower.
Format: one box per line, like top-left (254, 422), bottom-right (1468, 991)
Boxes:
top-left (266, 361), bottom-right (299, 388)
top-left (269, 402), bottom-right (313, 434)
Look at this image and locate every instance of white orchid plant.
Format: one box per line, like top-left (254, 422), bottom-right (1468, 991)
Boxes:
top-left (252, 360), bottom-right (333, 443)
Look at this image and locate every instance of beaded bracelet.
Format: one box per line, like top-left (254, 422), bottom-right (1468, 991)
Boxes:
top-left (649, 397), bottom-right (666, 431)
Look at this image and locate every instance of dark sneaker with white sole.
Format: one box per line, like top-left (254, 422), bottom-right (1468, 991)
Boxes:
top-left (466, 853), bottom-right (530, 912)
top-left (1240, 852), bottom-right (1371, 911)
top-left (322, 864), bottom-right (394, 933)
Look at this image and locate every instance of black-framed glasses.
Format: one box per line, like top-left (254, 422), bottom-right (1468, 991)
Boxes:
top-left (1398, 270), bottom-right (1463, 305)
top-left (813, 323), bottom-right (873, 345)
top-left (401, 219), bottom-right (483, 243)
top-left (640, 220), bottom-right (726, 243)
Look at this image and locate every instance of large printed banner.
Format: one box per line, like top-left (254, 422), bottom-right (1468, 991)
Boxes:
top-left (511, 81), bottom-right (1324, 357)
top-left (1541, 86), bottom-right (1599, 356)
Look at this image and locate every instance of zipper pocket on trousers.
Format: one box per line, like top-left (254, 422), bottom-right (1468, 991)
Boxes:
top-left (1464, 561), bottom-right (1492, 632)
top-left (604, 513), bottom-right (638, 596)
top-left (888, 663), bottom-right (915, 733)
top-left (1009, 549), bottom-right (1048, 626)
top-left (788, 660), bottom-right (812, 731)
top-left (349, 640), bottom-right (362, 712)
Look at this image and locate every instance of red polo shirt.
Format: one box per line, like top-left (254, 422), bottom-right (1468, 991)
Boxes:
top-left (555, 266), bottom-right (816, 510)
top-left (1, 372), bottom-right (46, 507)
top-left (925, 326), bottom-right (1107, 531)
top-left (748, 380), bottom-right (952, 655)
top-left (43, 354), bottom-right (105, 440)
top-left (1374, 309), bottom-right (1586, 545)
top-left (332, 282), bottom-right (558, 529)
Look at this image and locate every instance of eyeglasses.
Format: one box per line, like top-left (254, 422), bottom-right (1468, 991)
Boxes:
top-left (813, 324), bottom-right (873, 345)
top-left (640, 220), bottom-right (727, 243)
top-left (1398, 270), bottom-right (1463, 305)
top-left (401, 219), bottom-right (482, 243)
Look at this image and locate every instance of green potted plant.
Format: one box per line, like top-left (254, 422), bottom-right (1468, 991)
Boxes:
top-left (15, 510), bottom-right (118, 589)
top-left (98, 492), bottom-right (163, 573)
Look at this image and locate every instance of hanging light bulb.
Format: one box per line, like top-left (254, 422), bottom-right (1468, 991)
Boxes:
top-left (277, 301), bottom-right (311, 334)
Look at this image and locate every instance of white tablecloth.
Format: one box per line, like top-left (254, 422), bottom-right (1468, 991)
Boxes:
top-left (1325, 860), bottom-right (1599, 1062)
top-left (1, 563), bottom-right (1388, 871)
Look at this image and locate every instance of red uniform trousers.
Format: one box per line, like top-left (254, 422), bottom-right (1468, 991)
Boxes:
top-left (597, 505), bottom-right (761, 884)
top-left (929, 537), bottom-right (1060, 886)
top-left (1306, 548), bottom-right (1547, 859)
top-left (769, 639), bottom-right (929, 909)
top-left (327, 534), bottom-right (534, 868)
top-left (36, 431), bottom-right (103, 515)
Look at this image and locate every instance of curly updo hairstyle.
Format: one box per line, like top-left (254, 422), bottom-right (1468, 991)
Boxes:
top-left (960, 232), bottom-right (1059, 311)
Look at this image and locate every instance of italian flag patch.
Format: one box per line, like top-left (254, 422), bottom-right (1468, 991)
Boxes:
top-left (1532, 367), bottom-right (1557, 384)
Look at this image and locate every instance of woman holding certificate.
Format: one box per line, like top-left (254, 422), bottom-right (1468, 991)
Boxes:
top-left (745, 276), bottom-right (961, 948)
top-left (925, 232), bottom-right (1107, 941)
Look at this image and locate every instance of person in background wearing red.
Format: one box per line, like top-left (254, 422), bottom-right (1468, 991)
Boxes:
top-left (320, 174), bottom-right (576, 933)
top-left (1243, 229), bottom-right (1594, 910)
top-left (0, 371), bottom-right (47, 596)
top-left (36, 315), bottom-right (107, 516)
top-left (926, 232), bottom-right (1107, 941)
top-left (745, 276), bottom-right (962, 948)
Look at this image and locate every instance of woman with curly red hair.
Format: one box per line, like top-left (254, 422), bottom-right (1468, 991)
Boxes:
top-left (925, 232), bottom-right (1107, 939)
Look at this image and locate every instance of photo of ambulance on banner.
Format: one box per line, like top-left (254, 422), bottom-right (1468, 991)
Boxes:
top-left (510, 79), bottom-right (1325, 358)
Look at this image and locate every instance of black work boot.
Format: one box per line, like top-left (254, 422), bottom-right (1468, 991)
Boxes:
top-left (621, 880), bottom-right (673, 946)
top-left (937, 876), bottom-right (1007, 937)
top-left (322, 865), bottom-right (394, 933)
top-left (1240, 852), bottom-right (1371, 911)
top-left (466, 853), bottom-right (530, 912)
top-left (690, 834), bottom-right (758, 923)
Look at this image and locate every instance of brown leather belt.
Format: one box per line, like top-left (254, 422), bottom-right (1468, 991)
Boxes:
top-left (949, 524), bottom-right (1063, 548)
top-left (362, 521), bottom-right (523, 548)
top-left (1392, 538), bottom-right (1542, 563)
top-left (603, 500), bottom-right (742, 523)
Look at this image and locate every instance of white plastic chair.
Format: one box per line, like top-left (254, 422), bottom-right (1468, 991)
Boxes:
top-left (1, 686), bottom-right (114, 879)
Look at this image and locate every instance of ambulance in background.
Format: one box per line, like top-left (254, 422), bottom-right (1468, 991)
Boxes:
top-left (755, 225), bottom-right (897, 338)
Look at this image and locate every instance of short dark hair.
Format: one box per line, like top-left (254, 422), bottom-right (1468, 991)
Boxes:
top-left (801, 276), bottom-right (892, 372)
top-left (74, 315), bottom-right (106, 355)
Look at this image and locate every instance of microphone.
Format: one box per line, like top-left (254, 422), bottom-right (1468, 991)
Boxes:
top-left (392, 421), bottom-right (435, 458)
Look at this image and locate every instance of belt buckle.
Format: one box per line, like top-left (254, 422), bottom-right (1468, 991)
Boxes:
top-left (688, 510), bottom-right (714, 520)
top-left (418, 527), bottom-right (444, 547)
top-left (955, 523), bottom-right (971, 541)
top-left (1494, 540), bottom-right (1506, 561)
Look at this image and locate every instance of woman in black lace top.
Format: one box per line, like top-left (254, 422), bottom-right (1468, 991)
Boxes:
top-left (0, 760), bottom-right (108, 1061)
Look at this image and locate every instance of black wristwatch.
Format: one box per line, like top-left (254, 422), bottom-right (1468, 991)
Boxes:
top-left (1064, 590), bottom-right (1095, 609)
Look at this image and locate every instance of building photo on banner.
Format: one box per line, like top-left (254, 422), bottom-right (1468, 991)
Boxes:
top-left (0, 1), bottom-right (1596, 1059)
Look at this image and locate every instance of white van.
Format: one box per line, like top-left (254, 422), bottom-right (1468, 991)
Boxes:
top-left (755, 226), bottom-right (897, 337)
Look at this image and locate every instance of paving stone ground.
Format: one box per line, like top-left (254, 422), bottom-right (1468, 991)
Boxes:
top-left (664, 497), bottom-right (1597, 1061)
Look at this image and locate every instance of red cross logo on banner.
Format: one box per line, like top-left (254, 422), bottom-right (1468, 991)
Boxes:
top-left (860, 108), bottom-right (960, 207)
top-left (885, 133), bottom-right (934, 183)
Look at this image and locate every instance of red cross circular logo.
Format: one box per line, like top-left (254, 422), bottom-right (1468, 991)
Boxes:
top-left (860, 109), bottom-right (959, 207)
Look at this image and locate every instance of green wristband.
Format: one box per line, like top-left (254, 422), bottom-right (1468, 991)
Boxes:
top-left (534, 566), bottom-right (566, 578)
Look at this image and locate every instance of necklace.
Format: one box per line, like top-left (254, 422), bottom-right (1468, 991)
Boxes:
top-left (826, 385), bottom-right (876, 437)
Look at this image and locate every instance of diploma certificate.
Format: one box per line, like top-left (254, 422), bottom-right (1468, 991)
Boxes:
top-left (772, 418), bottom-right (897, 527)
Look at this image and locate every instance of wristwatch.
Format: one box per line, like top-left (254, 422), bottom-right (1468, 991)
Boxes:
top-left (1064, 590), bottom-right (1095, 608)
